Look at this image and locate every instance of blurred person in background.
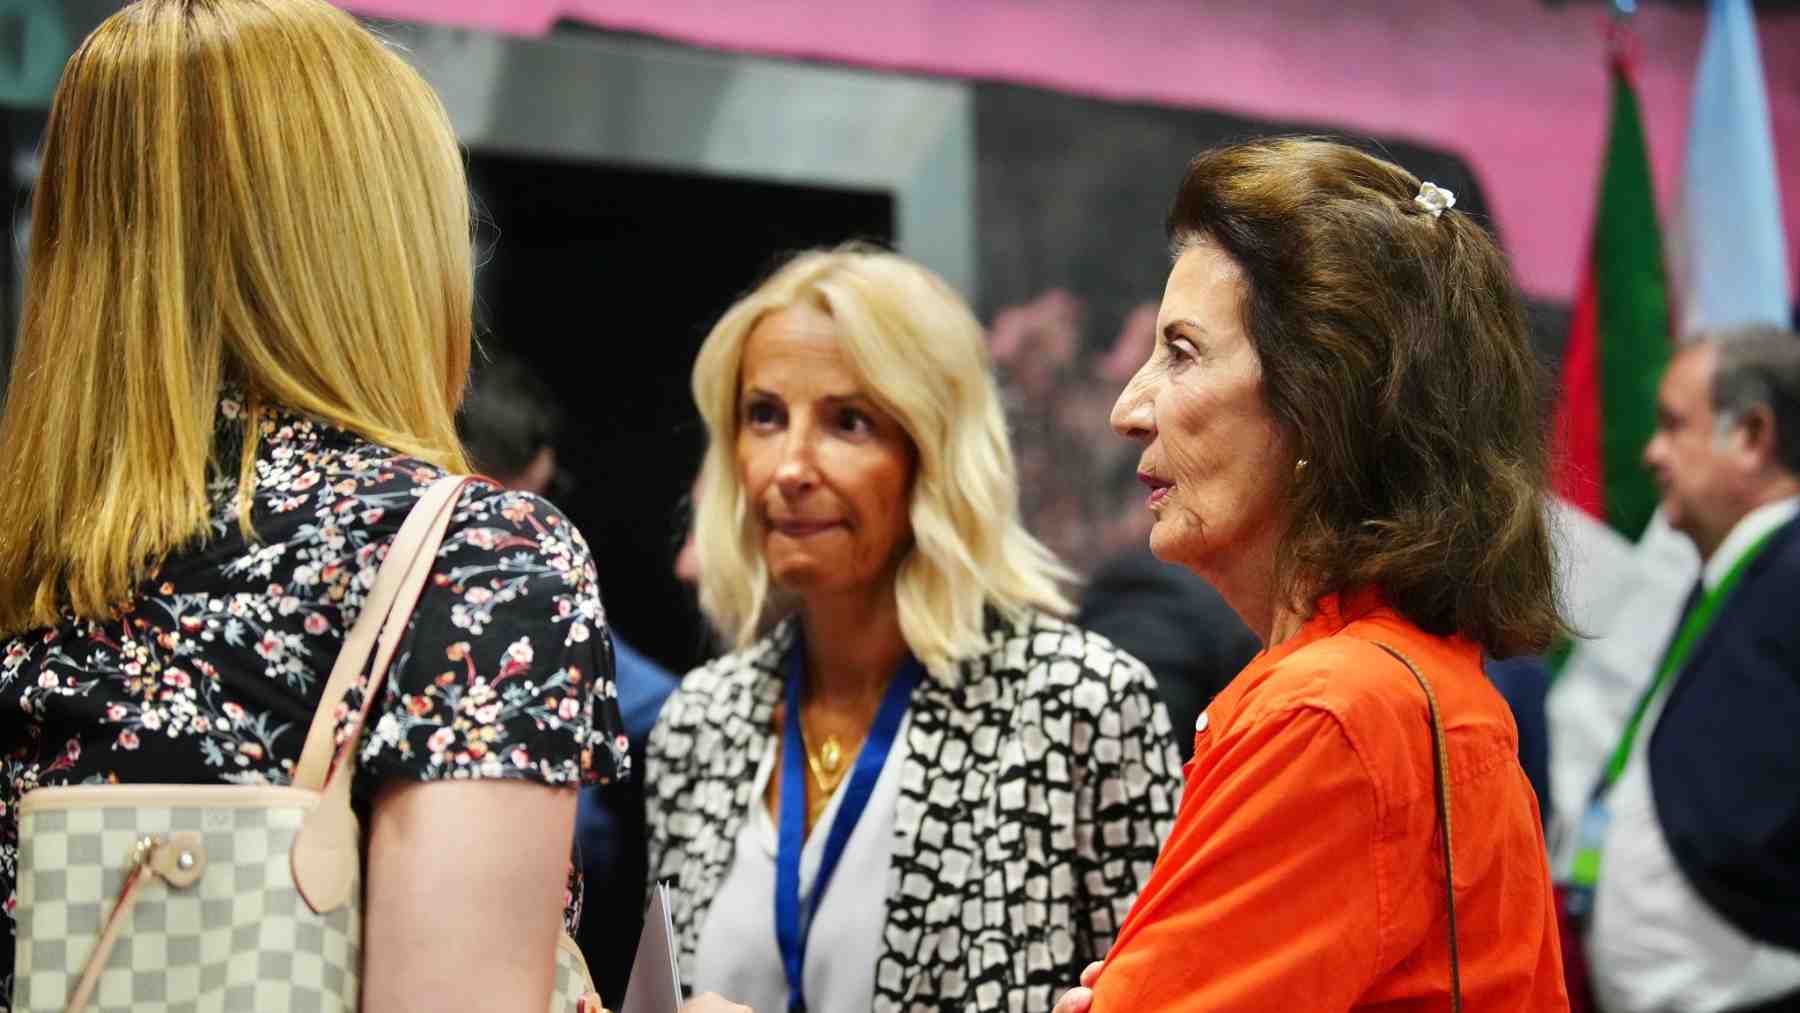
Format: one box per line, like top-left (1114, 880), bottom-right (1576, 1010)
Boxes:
top-left (0, 2), bottom-right (639, 1009)
top-left (647, 246), bottom-right (1181, 1012)
top-left (1571, 327), bottom-right (1800, 1013)
top-left (1058, 137), bottom-right (1568, 1012)
top-left (460, 355), bottom-right (566, 499)
top-left (1076, 543), bottom-right (1260, 763)
top-left (459, 354), bottom-right (679, 1008)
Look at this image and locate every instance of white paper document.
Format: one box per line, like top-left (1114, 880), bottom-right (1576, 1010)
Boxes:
top-left (620, 882), bottom-right (682, 1013)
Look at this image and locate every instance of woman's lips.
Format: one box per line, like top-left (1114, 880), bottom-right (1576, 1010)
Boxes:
top-left (771, 518), bottom-right (841, 537)
top-left (1138, 472), bottom-right (1173, 509)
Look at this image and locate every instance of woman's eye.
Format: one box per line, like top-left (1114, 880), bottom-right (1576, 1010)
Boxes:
top-left (1165, 337), bottom-right (1199, 366)
top-left (837, 408), bottom-right (874, 435)
top-left (745, 400), bottom-right (781, 426)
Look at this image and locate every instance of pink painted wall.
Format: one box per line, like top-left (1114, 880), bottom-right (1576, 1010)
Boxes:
top-left (343, 0), bottom-right (1800, 303)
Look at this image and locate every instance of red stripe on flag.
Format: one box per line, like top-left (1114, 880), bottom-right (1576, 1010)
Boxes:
top-left (1554, 267), bottom-right (1605, 521)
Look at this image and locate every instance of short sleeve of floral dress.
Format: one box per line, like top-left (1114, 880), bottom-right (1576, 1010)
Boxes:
top-left (335, 480), bottom-right (631, 927)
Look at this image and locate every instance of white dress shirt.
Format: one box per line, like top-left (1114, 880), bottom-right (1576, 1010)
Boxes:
top-left (691, 715), bottom-right (907, 1013)
top-left (1589, 496), bottom-right (1800, 1013)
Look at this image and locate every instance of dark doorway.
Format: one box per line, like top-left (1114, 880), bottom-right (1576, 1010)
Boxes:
top-left (465, 150), bottom-right (895, 675)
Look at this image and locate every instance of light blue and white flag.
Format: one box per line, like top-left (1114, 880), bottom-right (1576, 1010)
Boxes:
top-left (1677, 0), bottom-right (1791, 334)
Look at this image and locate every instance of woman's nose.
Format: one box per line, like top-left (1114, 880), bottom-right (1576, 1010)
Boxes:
top-left (774, 430), bottom-right (818, 496)
top-left (1110, 372), bottom-right (1156, 442)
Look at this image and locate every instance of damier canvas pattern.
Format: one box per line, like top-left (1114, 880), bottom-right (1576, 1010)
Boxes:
top-left (13, 802), bottom-right (357, 1013)
top-left (646, 609), bottom-right (1182, 1013)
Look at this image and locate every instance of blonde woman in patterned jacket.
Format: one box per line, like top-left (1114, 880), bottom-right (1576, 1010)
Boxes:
top-left (646, 246), bottom-right (1183, 1013)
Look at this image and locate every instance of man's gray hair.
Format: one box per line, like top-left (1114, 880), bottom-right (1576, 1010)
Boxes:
top-left (1702, 324), bottom-right (1800, 476)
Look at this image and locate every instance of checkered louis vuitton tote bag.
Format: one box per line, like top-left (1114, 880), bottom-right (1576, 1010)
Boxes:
top-left (12, 476), bottom-right (606, 1013)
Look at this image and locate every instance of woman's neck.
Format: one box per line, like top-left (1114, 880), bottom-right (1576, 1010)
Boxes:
top-left (797, 581), bottom-right (909, 712)
top-left (1204, 540), bottom-right (1311, 649)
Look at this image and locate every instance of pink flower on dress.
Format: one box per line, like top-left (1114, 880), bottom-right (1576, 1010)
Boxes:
top-left (557, 697), bottom-right (580, 721)
top-left (304, 613), bottom-right (329, 635)
top-left (163, 669), bottom-right (191, 688)
top-left (511, 747), bottom-right (531, 768)
top-left (427, 727), bottom-right (455, 755)
top-left (223, 701), bottom-right (246, 721)
top-left (118, 730), bottom-right (140, 750)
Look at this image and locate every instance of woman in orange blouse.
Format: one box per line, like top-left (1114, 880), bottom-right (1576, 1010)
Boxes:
top-left (1055, 138), bottom-right (1569, 1011)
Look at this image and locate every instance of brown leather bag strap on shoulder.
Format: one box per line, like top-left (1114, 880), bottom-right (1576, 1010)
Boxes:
top-left (1370, 640), bottom-right (1464, 1013)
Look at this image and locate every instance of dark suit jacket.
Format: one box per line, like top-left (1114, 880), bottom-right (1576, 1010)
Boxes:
top-left (1649, 513), bottom-right (1800, 950)
top-left (576, 636), bottom-right (678, 1006)
top-left (1077, 548), bottom-right (1260, 761)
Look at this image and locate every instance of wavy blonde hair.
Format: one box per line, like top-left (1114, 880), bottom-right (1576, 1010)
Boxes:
top-left (0, 0), bottom-right (473, 634)
top-left (690, 246), bottom-right (1073, 675)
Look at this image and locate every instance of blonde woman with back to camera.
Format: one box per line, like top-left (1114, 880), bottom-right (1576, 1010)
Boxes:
top-left (0, 2), bottom-right (746, 1011)
top-left (646, 246), bottom-right (1183, 1012)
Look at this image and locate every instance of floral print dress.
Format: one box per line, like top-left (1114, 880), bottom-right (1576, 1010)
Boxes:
top-left (0, 394), bottom-right (630, 1010)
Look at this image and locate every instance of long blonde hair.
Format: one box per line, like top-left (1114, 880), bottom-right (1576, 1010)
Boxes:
top-left (0, 0), bottom-right (473, 634)
top-left (690, 246), bottom-right (1074, 676)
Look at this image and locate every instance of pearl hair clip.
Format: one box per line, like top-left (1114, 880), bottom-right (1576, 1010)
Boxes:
top-left (1414, 181), bottom-right (1456, 218)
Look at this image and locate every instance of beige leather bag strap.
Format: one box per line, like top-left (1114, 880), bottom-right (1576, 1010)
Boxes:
top-left (292, 475), bottom-right (471, 791)
top-left (63, 479), bottom-right (471, 1011)
top-left (1370, 640), bottom-right (1463, 1013)
top-left (289, 475), bottom-right (473, 913)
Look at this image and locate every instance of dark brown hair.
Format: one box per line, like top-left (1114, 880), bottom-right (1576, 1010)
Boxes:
top-left (1168, 137), bottom-right (1563, 657)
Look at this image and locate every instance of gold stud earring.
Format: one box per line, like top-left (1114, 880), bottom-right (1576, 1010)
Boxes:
top-left (1294, 458), bottom-right (1309, 479)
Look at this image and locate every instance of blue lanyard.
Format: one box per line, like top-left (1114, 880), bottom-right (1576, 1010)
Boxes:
top-left (774, 634), bottom-right (922, 1013)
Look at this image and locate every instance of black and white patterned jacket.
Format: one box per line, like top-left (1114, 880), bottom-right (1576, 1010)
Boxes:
top-left (645, 608), bottom-right (1182, 1012)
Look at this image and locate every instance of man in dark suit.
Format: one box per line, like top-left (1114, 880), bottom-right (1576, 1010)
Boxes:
top-left (1584, 326), bottom-right (1800, 1013)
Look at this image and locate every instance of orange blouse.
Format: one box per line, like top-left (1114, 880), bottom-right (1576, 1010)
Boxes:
top-left (1090, 589), bottom-right (1567, 1012)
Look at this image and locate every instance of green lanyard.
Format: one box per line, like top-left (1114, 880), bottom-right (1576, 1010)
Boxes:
top-left (1594, 527), bottom-right (1780, 794)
